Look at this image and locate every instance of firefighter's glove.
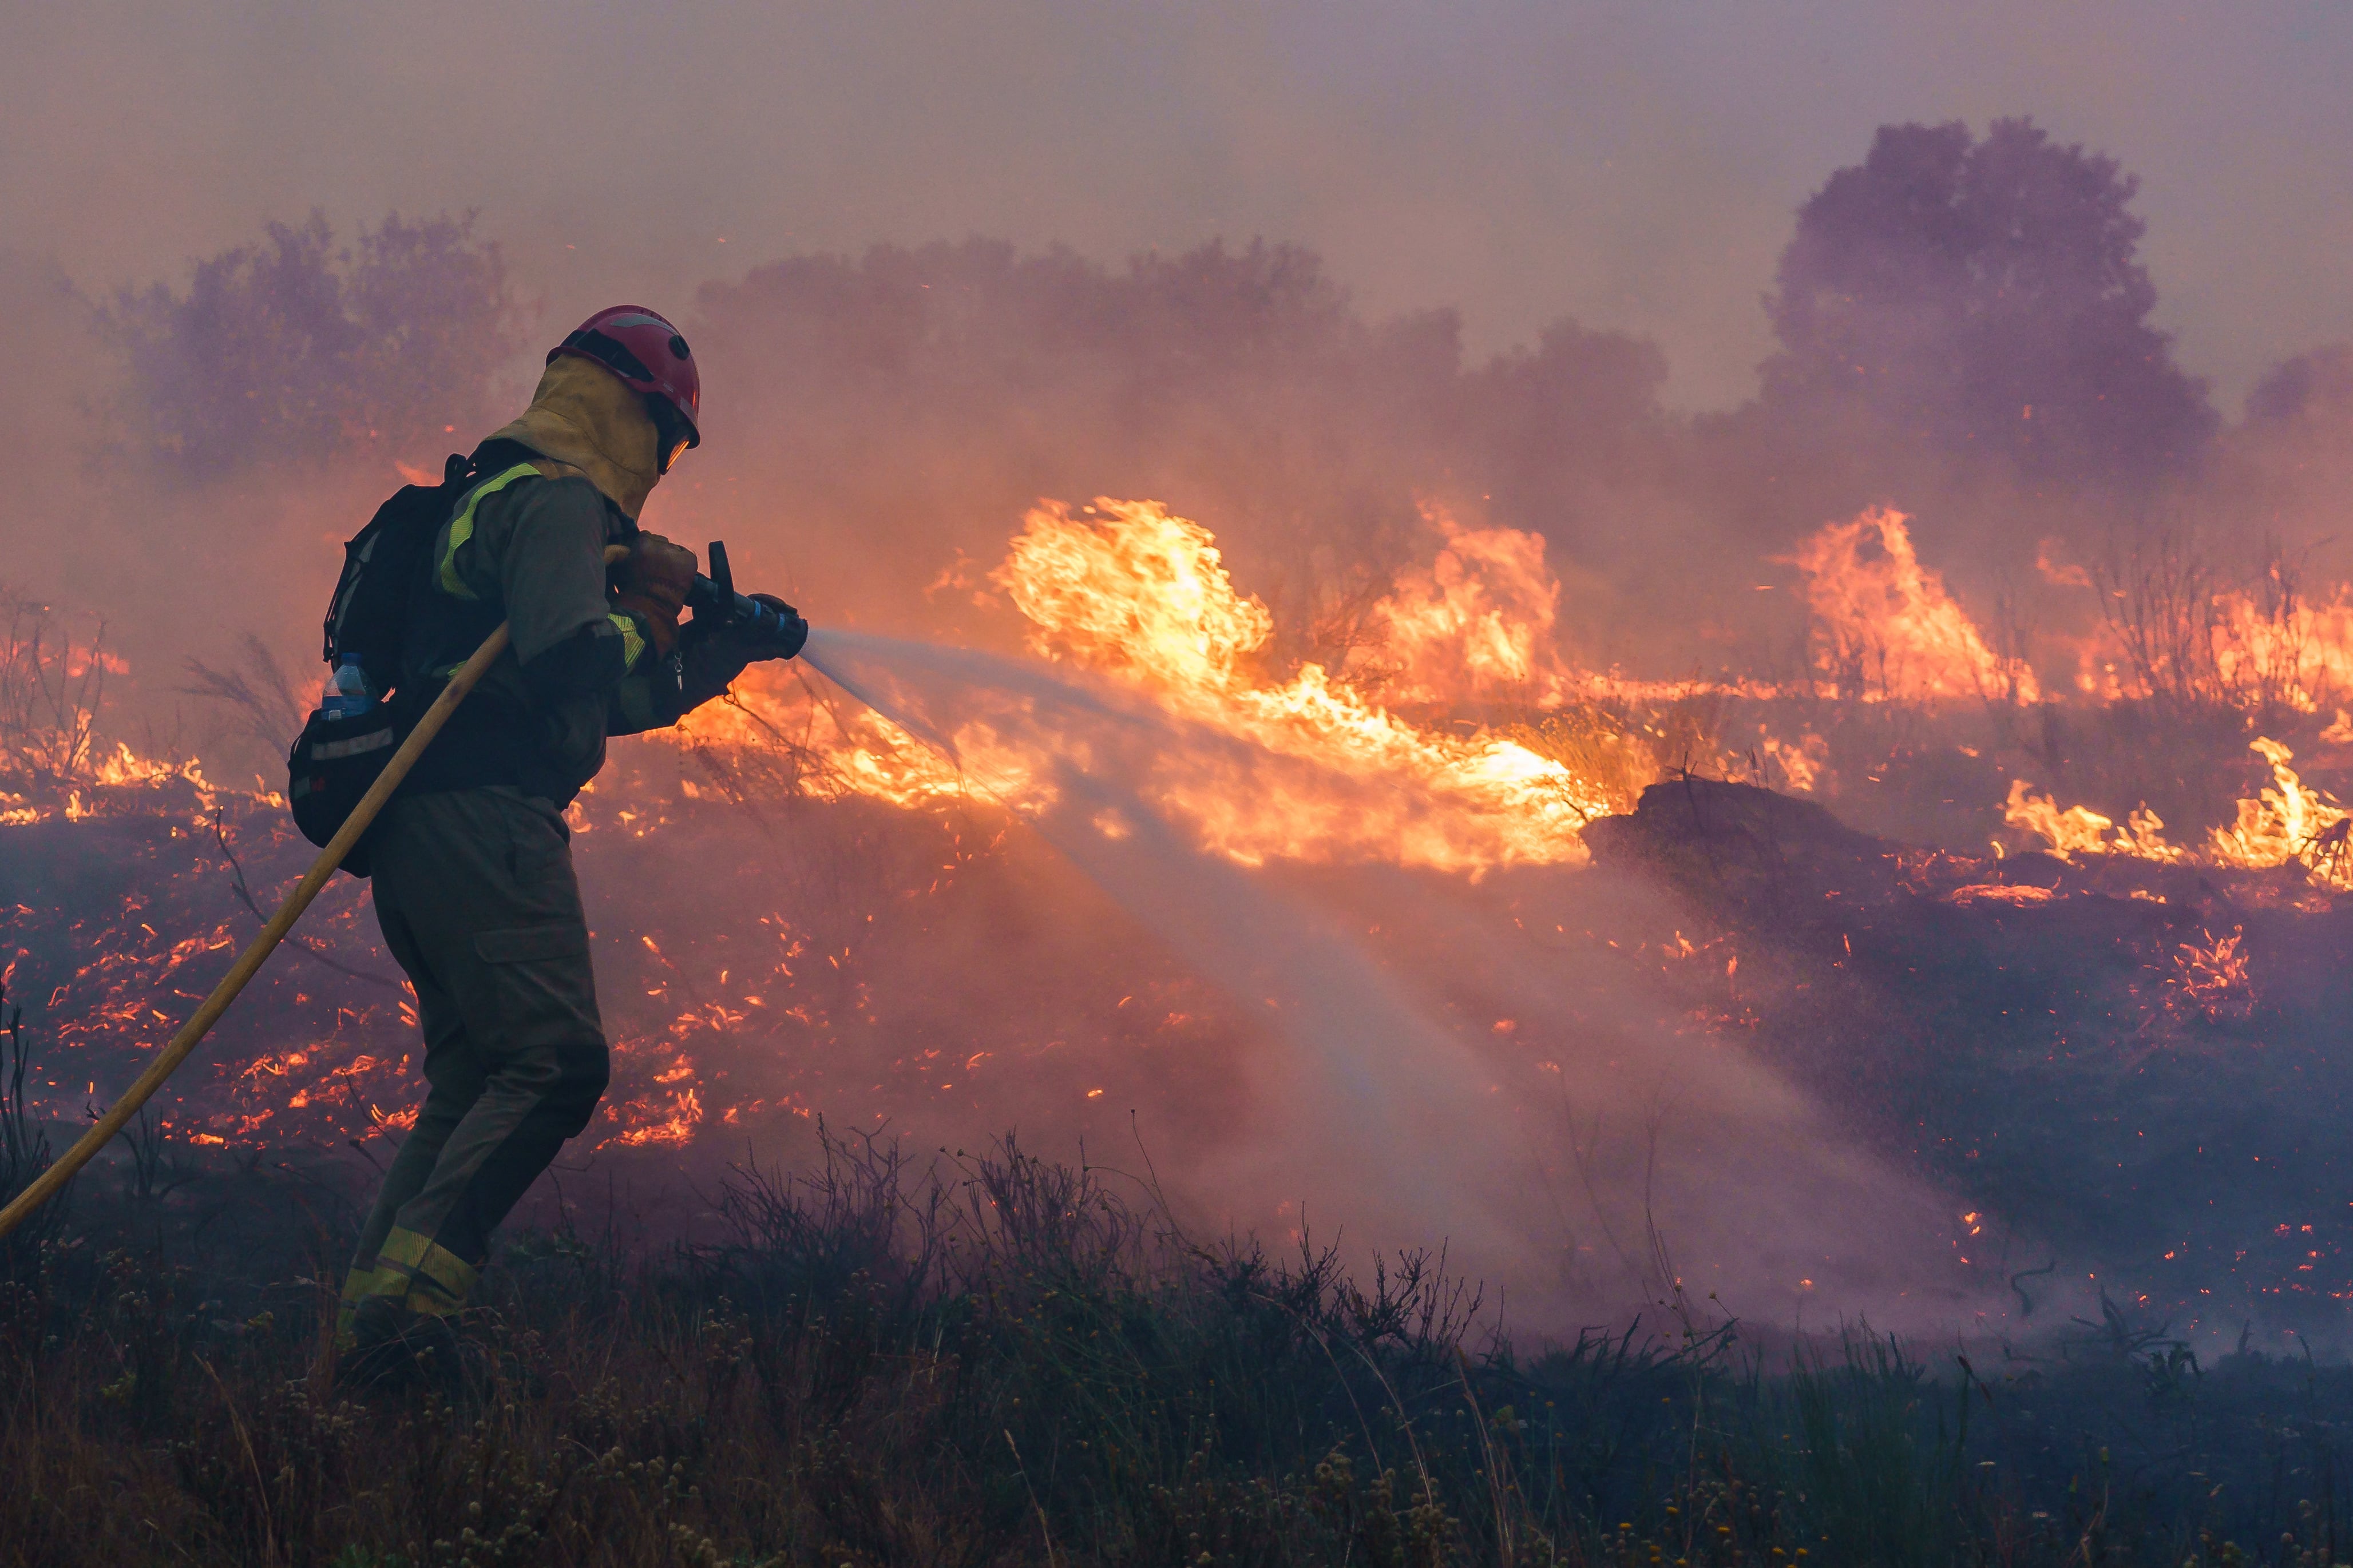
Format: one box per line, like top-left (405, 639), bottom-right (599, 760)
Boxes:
top-left (612, 533), bottom-right (698, 658)
top-left (671, 595), bottom-right (810, 715)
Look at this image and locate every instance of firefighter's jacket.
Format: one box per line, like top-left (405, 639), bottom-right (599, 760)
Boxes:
top-left (397, 356), bottom-right (724, 805)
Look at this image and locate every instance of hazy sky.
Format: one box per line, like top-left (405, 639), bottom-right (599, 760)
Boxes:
top-left (7, 1), bottom-right (2350, 412)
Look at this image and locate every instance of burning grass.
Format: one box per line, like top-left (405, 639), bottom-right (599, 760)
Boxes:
top-left (10, 498), bottom-right (2353, 1319)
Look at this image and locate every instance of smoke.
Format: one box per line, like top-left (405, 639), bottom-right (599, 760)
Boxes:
top-left (799, 626), bottom-right (1992, 1329)
top-left (12, 18), bottom-right (2353, 768)
top-left (9, 3), bottom-right (2353, 412)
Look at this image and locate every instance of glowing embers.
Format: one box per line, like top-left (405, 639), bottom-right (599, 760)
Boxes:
top-left (1943, 883), bottom-right (2056, 907)
top-left (2168, 926), bottom-right (2254, 1023)
top-left (606, 1081), bottom-right (704, 1148)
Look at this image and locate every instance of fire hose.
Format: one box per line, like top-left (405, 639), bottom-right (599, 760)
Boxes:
top-left (0, 540), bottom-right (772, 1242)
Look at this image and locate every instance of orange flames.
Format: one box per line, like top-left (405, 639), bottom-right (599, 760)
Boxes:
top-left (1001, 498), bottom-right (1276, 692)
top-left (678, 498), bottom-right (1616, 874)
top-left (2003, 737), bottom-right (2353, 891)
top-left (1355, 503), bottom-right (1568, 705)
top-left (2209, 587), bottom-right (2353, 715)
top-left (2209, 737), bottom-right (2353, 890)
top-left (2169, 926), bottom-right (2253, 1022)
top-left (1788, 507), bottom-right (2038, 703)
top-left (22, 495), bottom-right (2353, 1163)
top-left (0, 739), bottom-right (215, 827)
top-left (2001, 781), bottom-right (2184, 864)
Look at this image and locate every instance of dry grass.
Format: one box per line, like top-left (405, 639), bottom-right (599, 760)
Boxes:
top-left (2, 1067), bottom-right (2348, 1567)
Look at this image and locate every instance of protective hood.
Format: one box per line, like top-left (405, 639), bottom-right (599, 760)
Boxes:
top-left (485, 354), bottom-right (662, 519)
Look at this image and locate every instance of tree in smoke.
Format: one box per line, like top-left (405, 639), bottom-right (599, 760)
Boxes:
top-left (2210, 344), bottom-right (2353, 583)
top-left (1461, 322), bottom-right (1682, 540)
top-left (1760, 118), bottom-right (2216, 490)
top-left (2246, 344), bottom-right (2353, 427)
top-left (102, 211), bottom-right (521, 479)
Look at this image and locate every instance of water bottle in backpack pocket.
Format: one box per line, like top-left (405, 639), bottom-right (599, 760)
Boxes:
top-left (322, 655), bottom-right (375, 720)
top-left (287, 692), bottom-right (403, 874)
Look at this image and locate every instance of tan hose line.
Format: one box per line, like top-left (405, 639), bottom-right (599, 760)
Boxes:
top-left (0, 544), bottom-right (630, 1241)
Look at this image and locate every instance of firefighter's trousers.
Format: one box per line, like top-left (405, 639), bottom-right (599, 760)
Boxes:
top-left (339, 787), bottom-right (609, 1343)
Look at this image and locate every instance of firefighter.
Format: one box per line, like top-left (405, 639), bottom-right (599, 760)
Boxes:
top-left (336, 307), bottom-right (803, 1384)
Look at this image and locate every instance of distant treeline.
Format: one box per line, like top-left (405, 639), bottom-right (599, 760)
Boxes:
top-left (86, 118), bottom-right (2353, 672)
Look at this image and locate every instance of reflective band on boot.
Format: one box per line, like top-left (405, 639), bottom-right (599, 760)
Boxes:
top-left (377, 1225), bottom-right (480, 1316)
top-left (339, 1227), bottom-right (482, 1349)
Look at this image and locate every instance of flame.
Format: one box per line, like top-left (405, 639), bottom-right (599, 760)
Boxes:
top-left (605, 1085), bottom-right (704, 1147)
top-left (2032, 552), bottom-right (2353, 715)
top-left (678, 498), bottom-right (1615, 874)
top-left (2003, 738), bottom-right (2353, 892)
top-left (30, 488), bottom-right (2353, 1162)
top-left (2209, 738), bottom-right (2353, 890)
top-left (2035, 538), bottom-right (2092, 589)
top-left (88, 741), bottom-right (209, 793)
top-left (1760, 729), bottom-right (1828, 793)
top-left (1788, 507), bottom-right (2038, 703)
top-left (671, 661), bottom-right (985, 810)
top-left (2001, 781), bottom-right (2184, 863)
top-left (999, 498), bottom-right (1275, 690)
top-left (1356, 503), bottom-right (1566, 705)
top-left (1946, 883), bottom-right (2056, 906)
top-left (1000, 499), bottom-right (1613, 868)
top-left (0, 737), bottom-right (212, 825)
top-left (2209, 588), bottom-right (2353, 714)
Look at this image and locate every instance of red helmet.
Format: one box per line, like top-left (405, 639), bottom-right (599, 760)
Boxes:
top-left (549, 305), bottom-right (702, 452)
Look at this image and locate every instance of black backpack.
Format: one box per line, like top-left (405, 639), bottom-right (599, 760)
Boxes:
top-left (286, 453), bottom-right (476, 874)
top-left (323, 452), bottom-right (478, 693)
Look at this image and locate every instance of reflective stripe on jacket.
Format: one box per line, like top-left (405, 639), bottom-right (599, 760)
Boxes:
top-left (397, 444), bottom-right (686, 804)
